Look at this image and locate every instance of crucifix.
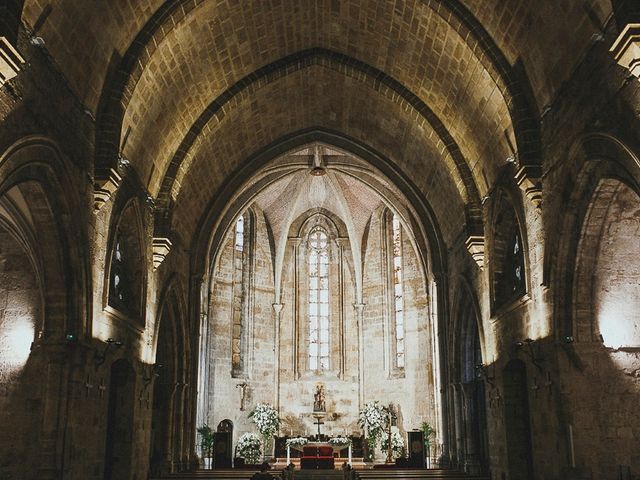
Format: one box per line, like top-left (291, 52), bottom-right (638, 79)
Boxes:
top-left (236, 382), bottom-right (248, 411)
top-left (85, 376), bottom-right (93, 397)
top-left (98, 378), bottom-right (107, 399)
top-left (313, 416), bottom-right (324, 437)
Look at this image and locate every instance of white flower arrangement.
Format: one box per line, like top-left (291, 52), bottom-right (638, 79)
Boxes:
top-left (236, 432), bottom-right (262, 464)
top-left (380, 431), bottom-right (405, 459)
top-left (249, 403), bottom-right (281, 438)
top-left (328, 437), bottom-right (352, 446)
top-left (286, 437), bottom-right (308, 447)
top-left (357, 401), bottom-right (388, 440)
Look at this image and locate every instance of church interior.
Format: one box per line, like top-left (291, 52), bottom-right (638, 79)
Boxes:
top-left (0, 1), bottom-right (639, 479)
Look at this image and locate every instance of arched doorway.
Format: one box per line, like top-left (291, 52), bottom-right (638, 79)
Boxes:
top-left (150, 289), bottom-right (185, 475)
top-left (503, 359), bottom-right (534, 480)
top-left (104, 359), bottom-right (135, 480)
top-left (453, 287), bottom-right (490, 474)
top-left (214, 419), bottom-right (233, 468)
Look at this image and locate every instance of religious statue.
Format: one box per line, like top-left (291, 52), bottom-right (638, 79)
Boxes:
top-left (313, 384), bottom-right (326, 412)
top-left (236, 382), bottom-right (249, 411)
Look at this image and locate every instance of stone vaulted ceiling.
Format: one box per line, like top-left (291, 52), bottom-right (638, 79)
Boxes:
top-left (18, 0), bottom-right (612, 247)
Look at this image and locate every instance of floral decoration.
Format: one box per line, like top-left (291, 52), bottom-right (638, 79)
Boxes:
top-left (328, 437), bottom-right (352, 446)
top-left (380, 431), bottom-right (405, 459)
top-left (249, 403), bottom-right (281, 438)
top-left (357, 401), bottom-right (388, 441)
top-left (236, 432), bottom-right (262, 464)
top-left (286, 437), bottom-right (309, 447)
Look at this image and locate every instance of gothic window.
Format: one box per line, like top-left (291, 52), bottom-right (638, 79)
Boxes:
top-left (234, 216), bottom-right (244, 251)
top-left (492, 195), bottom-right (527, 310)
top-left (108, 204), bottom-right (144, 321)
top-left (109, 240), bottom-right (127, 307)
top-left (391, 214), bottom-right (406, 369)
top-left (231, 212), bottom-right (250, 377)
top-left (308, 227), bottom-right (329, 371)
top-left (507, 230), bottom-right (526, 296)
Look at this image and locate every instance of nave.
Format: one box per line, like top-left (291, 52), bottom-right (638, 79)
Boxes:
top-left (0, 1), bottom-right (639, 480)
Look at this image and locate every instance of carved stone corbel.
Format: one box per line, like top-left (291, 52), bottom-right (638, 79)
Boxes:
top-left (93, 168), bottom-right (122, 211)
top-left (611, 23), bottom-right (640, 79)
top-left (515, 166), bottom-right (543, 207)
top-left (465, 235), bottom-right (485, 269)
top-left (152, 237), bottom-right (173, 271)
top-left (0, 37), bottom-right (25, 87)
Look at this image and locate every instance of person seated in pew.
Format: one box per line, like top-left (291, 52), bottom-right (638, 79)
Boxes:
top-left (251, 462), bottom-right (273, 479)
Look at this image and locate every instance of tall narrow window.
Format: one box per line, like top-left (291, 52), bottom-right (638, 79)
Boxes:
top-left (309, 228), bottom-right (329, 371)
top-left (392, 215), bottom-right (405, 369)
top-left (235, 216), bottom-right (244, 251)
top-left (231, 213), bottom-right (249, 377)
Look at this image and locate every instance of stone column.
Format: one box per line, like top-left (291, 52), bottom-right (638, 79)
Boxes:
top-left (37, 343), bottom-right (70, 480)
top-left (354, 303), bottom-right (366, 409)
top-left (336, 238), bottom-right (349, 379)
top-left (272, 303), bottom-right (284, 412)
top-left (287, 238), bottom-right (302, 378)
top-left (461, 382), bottom-right (480, 474)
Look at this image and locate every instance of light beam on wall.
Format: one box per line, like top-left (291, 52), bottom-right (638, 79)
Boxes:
top-left (0, 315), bottom-right (34, 369)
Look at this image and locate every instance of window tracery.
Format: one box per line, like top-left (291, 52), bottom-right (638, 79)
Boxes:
top-left (308, 227), bottom-right (330, 371)
top-left (391, 214), bottom-right (405, 369)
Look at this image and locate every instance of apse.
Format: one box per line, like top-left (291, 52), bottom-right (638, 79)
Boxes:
top-left (197, 143), bottom-right (441, 455)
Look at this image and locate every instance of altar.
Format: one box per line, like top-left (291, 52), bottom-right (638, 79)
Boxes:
top-left (286, 441), bottom-right (352, 467)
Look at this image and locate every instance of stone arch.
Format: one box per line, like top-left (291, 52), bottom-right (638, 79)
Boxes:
top-left (92, 0), bottom-right (540, 194)
top-left (487, 184), bottom-right (529, 314)
top-left (0, 137), bottom-right (86, 338)
top-left (503, 359), bottom-right (534, 480)
top-left (104, 196), bottom-right (147, 326)
top-left (104, 358), bottom-right (136, 480)
top-left (449, 278), bottom-right (490, 474)
top-left (150, 278), bottom-right (189, 475)
top-left (552, 133), bottom-right (640, 340)
top-left (193, 130), bottom-right (446, 284)
top-left (573, 179), bottom-right (640, 346)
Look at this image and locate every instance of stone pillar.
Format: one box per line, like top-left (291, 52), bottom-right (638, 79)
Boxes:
top-left (272, 303), bottom-right (284, 411)
top-left (452, 383), bottom-right (464, 470)
top-left (354, 302), bottom-right (366, 409)
top-left (37, 343), bottom-right (70, 479)
top-left (336, 238), bottom-right (349, 379)
top-left (461, 382), bottom-right (480, 473)
top-left (288, 238), bottom-right (302, 377)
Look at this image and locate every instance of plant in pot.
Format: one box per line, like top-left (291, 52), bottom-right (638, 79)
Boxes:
top-left (420, 422), bottom-right (436, 467)
top-left (197, 424), bottom-right (215, 469)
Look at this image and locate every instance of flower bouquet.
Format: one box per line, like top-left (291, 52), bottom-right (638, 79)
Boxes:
top-left (328, 437), bottom-right (352, 446)
top-left (286, 437), bottom-right (309, 447)
top-left (236, 432), bottom-right (262, 464)
top-left (249, 403), bottom-right (280, 459)
top-left (358, 401), bottom-right (389, 460)
top-left (380, 431), bottom-right (405, 459)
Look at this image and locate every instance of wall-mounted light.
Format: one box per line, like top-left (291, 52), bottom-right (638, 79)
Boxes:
top-left (94, 338), bottom-right (123, 367)
top-left (475, 363), bottom-right (496, 387)
top-left (562, 335), bottom-right (574, 344)
top-left (143, 363), bottom-right (163, 387)
top-left (515, 338), bottom-right (544, 369)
